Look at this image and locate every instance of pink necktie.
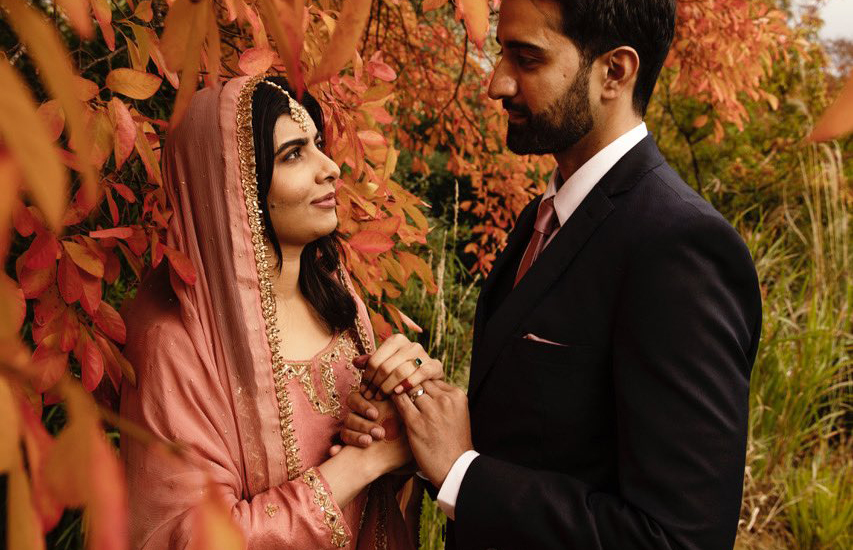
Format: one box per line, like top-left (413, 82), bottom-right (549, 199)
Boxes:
top-left (514, 197), bottom-right (559, 287)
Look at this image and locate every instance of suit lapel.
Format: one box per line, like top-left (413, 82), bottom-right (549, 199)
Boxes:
top-left (468, 186), bottom-right (614, 399)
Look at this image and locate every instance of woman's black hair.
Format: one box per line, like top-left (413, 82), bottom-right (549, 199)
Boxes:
top-left (251, 76), bottom-right (357, 334)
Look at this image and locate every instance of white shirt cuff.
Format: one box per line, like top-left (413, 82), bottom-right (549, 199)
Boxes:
top-left (436, 450), bottom-right (480, 520)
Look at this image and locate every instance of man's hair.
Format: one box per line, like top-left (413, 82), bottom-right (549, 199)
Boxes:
top-left (553, 0), bottom-right (676, 116)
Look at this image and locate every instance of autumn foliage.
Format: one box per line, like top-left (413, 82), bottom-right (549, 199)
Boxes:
top-left (1, 0), bottom-right (850, 549)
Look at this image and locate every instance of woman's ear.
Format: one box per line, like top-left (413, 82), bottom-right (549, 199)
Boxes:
top-left (601, 46), bottom-right (640, 101)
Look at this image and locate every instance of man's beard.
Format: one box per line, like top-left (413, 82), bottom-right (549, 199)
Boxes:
top-left (505, 62), bottom-right (594, 156)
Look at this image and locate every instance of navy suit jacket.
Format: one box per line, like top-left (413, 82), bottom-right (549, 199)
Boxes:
top-left (446, 135), bottom-right (762, 550)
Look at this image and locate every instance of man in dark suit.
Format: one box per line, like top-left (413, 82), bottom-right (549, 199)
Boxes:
top-left (345, 0), bottom-right (762, 548)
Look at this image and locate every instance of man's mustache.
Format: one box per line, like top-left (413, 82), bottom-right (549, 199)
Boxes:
top-left (502, 100), bottom-right (531, 118)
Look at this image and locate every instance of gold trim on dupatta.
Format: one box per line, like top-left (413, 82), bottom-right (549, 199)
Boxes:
top-left (235, 75), bottom-right (304, 480)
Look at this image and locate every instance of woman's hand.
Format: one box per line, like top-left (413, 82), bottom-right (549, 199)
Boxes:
top-left (357, 334), bottom-right (443, 399)
top-left (344, 397), bottom-right (412, 474)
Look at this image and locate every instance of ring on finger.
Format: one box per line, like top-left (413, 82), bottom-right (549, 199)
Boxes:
top-left (408, 387), bottom-right (425, 401)
top-left (412, 357), bottom-right (423, 369)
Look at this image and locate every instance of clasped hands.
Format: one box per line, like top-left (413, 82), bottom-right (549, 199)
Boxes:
top-left (330, 334), bottom-right (473, 488)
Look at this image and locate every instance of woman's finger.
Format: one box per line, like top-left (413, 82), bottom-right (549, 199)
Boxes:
top-left (341, 428), bottom-right (373, 448)
top-left (347, 391), bottom-right (379, 420)
top-left (329, 444), bottom-right (342, 456)
top-left (344, 412), bottom-right (386, 440)
top-left (393, 358), bottom-right (443, 395)
top-left (366, 342), bottom-right (424, 399)
top-left (362, 335), bottom-right (409, 394)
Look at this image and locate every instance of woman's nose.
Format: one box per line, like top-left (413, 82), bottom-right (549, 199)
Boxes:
top-left (317, 151), bottom-right (341, 184)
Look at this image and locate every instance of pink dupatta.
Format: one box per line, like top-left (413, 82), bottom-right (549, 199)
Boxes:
top-left (120, 77), bottom-right (415, 550)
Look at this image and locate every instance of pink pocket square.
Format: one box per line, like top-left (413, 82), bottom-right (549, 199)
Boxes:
top-left (523, 333), bottom-right (569, 347)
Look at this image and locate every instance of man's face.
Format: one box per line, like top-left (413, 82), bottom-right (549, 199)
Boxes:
top-left (488, 0), bottom-right (594, 155)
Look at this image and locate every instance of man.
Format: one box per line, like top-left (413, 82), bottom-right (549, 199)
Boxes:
top-left (345, 0), bottom-right (762, 548)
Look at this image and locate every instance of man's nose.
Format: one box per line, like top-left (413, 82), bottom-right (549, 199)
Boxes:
top-left (488, 59), bottom-right (518, 100)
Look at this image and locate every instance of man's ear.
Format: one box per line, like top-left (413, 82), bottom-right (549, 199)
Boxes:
top-left (601, 46), bottom-right (640, 101)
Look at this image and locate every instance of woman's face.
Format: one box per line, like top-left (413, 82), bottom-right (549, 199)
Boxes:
top-left (266, 112), bottom-right (341, 249)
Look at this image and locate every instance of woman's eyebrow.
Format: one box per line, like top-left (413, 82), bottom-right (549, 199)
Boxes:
top-left (273, 137), bottom-right (309, 158)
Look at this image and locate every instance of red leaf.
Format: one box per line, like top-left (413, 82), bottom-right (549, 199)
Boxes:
top-left (58, 308), bottom-right (79, 353)
top-left (93, 301), bottom-right (126, 344)
top-left (107, 98), bottom-right (136, 169)
top-left (76, 333), bottom-right (104, 392)
top-left (31, 337), bottom-right (68, 393)
top-left (164, 246), bottom-right (197, 285)
top-left (58, 253), bottom-right (83, 304)
top-left (79, 272), bottom-right (102, 316)
top-left (17, 394), bottom-right (63, 531)
top-left (126, 227), bottom-right (148, 256)
top-left (104, 251), bottom-right (120, 284)
top-left (63, 240), bottom-right (104, 278)
top-left (94, 333), bottom-right (121, 391)
top-left (90, 227), bottom-right (134, 239)
top-left (25, 232), bottom-right (60, 270)
top-left (13, 203), bottom-right (39, 237)
top-left (367, 51), bottom-right (397, 82)
top-left (0, 273), bottom-right (26, 334)
top-left (105, 188), bottom-right (119, 225)
top-left (37, 100), bottom-right (66, 142)
top-left (33, 286), bottom-right (64, 328)
top-left (349, 231), bottom-right (394, 254)
top-left (238, 46), bottom-right (276, 76)
top-left (19, 262), bottom-right (56, 299)
top-left (111, 183), bottom-right (136, 203)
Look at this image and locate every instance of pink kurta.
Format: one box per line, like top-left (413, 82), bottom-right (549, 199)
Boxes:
top-left (119, 76), bottom-right (415, 550)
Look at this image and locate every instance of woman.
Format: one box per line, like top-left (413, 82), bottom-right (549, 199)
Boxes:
top-left (120, 75), bottom-right (441, 549)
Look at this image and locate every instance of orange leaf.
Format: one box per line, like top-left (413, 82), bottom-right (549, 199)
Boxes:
top-left (37, 100), bottom-right (66, 142)
top-left (93, 333), bottom-right (121, 390)
top-left (358, 130), bottom-right (387, 149)
top-left (133, 0), bottom-right (153, 22)
top-left (75, 76), bottom-right (100, 101)
top-left (164, 246), bottom-right (197, 285)
top-left (309, 0), bottom-right (372, 85)
top-left (0, 58), bottom-right (68, 230)
top-left (189, 481), bottom-right (246, 550)
top-left (90, 0), bottom-right (115, 50)
top-left (362, 216), bottom-right (401, 236)
top-left (17, 390), bottom-right (62, 533)
top-left (457, 0), bottom-right (490, 49)
top-left (93, 301), bottom-right (126, 344)
top-left (58, 253), bottom-right (83, 304)
top-left (422, 0), bottom-right (448, 11)
top-left (134, 125), bottom-right (162, 184)
top-left (256, 0), bottom-right (305, 96)
top-left (0, 273), bottom-right (26, 336)
top-left (106, 68), bottom-right (162, 100)
top-left (165, 0), bottom-right (208, 128)
top-left (108, 98), bottom-right (136, 169)
top-left (238, 47), bottom-right (276, 76)
top-left (160, 0), bottom-right (194, 71)
top-left (349, 231), bottom-right (394, 254)
top-left (367, 51), bottom-right (397, 82)
top-left (56, 0), bottom-right (93, 38)
top-left (810, 74), bottom-right (853, 142)
top-left (205, 3), bottom-right (221, 86)
top-left (63, 240), bottom-right (104, 278)
top-left (1, 0), bottom-right (96, 202)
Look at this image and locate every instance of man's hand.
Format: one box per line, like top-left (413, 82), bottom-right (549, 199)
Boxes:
top-left (392, 380), bottom-right (473, 488)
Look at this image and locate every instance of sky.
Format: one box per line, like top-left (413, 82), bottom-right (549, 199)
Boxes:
top-left (799, 0), bottom-right (853, 41)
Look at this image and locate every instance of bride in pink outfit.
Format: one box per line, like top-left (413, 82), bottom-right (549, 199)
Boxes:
top-left (120, 75), bottom-right (438, 549)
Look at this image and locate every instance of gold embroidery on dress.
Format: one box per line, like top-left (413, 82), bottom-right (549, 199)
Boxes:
top-left (277, 332), bottom-right (359, 418)
top-left (235, 75), bottom-right (303, 479)
top-left (264, 504), bottom-right (279, 518)
top-left (302, 468), bottom-right (350, 548)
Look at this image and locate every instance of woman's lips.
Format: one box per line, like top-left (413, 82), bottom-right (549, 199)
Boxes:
top-left (311, 193), bottom-right (336, 209)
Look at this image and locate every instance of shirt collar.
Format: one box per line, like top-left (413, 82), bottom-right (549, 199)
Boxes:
top-left (544, 122), bottom-right (648, 226)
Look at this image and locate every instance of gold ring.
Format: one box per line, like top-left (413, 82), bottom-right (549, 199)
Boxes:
top-left (413, 357), bottom-right (423, 368)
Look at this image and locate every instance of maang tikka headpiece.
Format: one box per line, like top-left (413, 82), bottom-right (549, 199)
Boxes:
top-left (260, 80), bottom-right (311, 133)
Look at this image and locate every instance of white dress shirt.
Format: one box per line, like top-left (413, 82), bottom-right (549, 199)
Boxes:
top-left (435, 122), bottom-right (649, 521)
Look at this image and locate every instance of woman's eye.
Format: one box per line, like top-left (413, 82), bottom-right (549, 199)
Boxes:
top-left (283, 147), bottom-right (302, 162)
